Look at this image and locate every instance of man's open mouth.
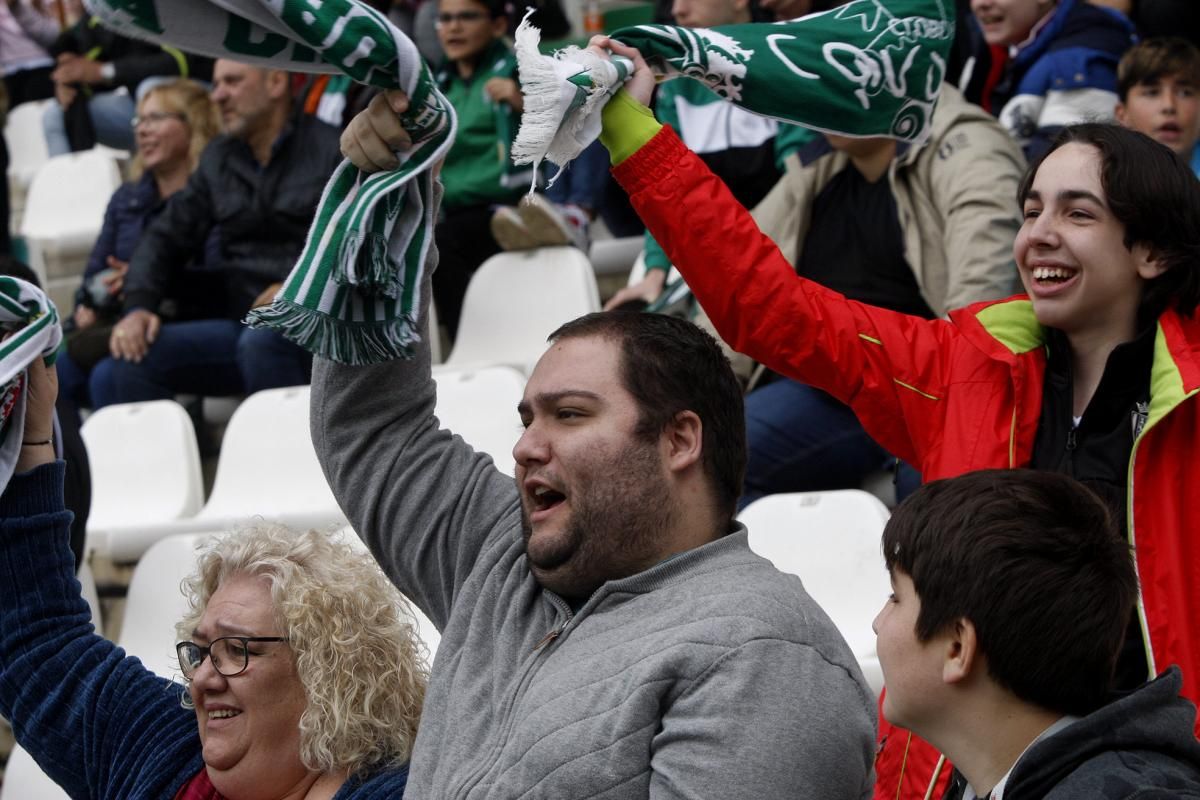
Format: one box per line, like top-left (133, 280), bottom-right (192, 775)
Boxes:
top-left (530, 485), bottom-right (566, 512)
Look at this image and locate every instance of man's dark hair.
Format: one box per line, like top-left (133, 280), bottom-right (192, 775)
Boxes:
top-left (547, 311), bottom-right (746, 524)
top-left (882, 469), bottom-right (1138, 717)
top-left (1018, 123), bottom-right (1200, 320)
top-left (1117, 37), bottom-right (1200, 101)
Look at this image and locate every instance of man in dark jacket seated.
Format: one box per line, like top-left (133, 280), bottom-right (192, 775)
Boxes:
top-left (90, 58), bottom-right (342, 408)
top-left (874, 468), bottom-right (1200, 799)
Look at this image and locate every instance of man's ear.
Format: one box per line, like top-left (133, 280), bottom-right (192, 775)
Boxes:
top-left (662, 410), bottom-right (703, 474)
top-left (1114, 101), bottom-right (1128, 126)
top-left (491, 15), bottom-right (508, 38)
top-left (1134, 244), bottom-right (1169, 281)
top-left (942, 618), bottom-right (980, 686)
top-left (266, 69), bottom-right (290, 101)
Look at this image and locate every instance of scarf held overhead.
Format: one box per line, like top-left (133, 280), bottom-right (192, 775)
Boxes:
top-left (0, 277), bottom-right (61, 495)
top-left (85, 0), bottom-right (456, 364)
top-left (85, 0), bottom-right (950, 367)
top-left (513, 0), bottom-right (955, 174)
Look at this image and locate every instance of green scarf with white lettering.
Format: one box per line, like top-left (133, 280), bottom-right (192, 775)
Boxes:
top-left (513, 0), bottom-right (955, 175)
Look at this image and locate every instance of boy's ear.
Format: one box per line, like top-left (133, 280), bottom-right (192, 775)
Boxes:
top-left (1114, 101), bottom-right (1128, 126)
top-left (491, 14), bottom-right (508, 37)
top-left (1134, 244), bottom-right (1169, 281)
top-left (942, 618), bottom-right (980, 686)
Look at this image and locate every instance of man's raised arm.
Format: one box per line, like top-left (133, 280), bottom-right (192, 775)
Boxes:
top-left (311, 94), bottom-right (520, 630)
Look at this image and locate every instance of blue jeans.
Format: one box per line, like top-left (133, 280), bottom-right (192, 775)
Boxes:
top-left (545, 139), bottom-right (607, 210)
top-left (739, 377), bottom-right (919, 510)
top-left (89, 320), bottom-right (312, 409)
top-left (43, 89), bottom-right (136, 156)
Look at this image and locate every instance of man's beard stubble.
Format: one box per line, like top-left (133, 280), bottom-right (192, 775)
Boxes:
top-left (519, 441), bottom-right (677, 601)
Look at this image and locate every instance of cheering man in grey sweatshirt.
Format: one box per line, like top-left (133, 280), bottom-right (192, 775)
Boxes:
top-left (311, 91), bottom-right (877, 800)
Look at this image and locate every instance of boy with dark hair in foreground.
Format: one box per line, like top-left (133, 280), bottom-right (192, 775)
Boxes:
top-left (876, 469), bottom-right (1200, 799)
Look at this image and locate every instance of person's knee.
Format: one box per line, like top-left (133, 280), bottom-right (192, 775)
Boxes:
top-left (235, 328), bottom-right (272, 370)
top-left (42, 101), bottom-right (65, 136)
top-left (237, 328), bottom-right (312, 391)
top-left (88, 357), bottom-right (130, 408)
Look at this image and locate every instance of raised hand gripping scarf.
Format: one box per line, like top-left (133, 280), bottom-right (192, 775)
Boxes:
top-left (85, 0), bottom-right (456, 364)
top-left (513, 0), bottom-right (956, 177)
top-left (0, 277), bottom-right (61, 493)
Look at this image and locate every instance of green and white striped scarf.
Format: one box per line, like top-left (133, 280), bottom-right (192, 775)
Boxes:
top-left (514, 0), bottom-right (955, 174)
top-left (86, 0), bottom-right (455, 363)
top-left (0, 277), bottom-right (61, 494)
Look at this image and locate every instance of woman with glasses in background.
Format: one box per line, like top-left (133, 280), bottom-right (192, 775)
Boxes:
top-left (55, 78), bottom-right (224, 426)
top-left (0, 356), bottom-right (426, 800)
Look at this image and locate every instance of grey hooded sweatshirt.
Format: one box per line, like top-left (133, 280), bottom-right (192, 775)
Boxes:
top-left (311, 271), bottom-right (877, 799)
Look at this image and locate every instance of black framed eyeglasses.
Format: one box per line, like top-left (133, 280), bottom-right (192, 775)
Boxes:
top-left (175, 636), bottom-right (289, 679)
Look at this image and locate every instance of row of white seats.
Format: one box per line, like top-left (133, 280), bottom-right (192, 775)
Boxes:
top-left (82, 365), bottom-right (529, 564)
top-left (82, 242), bottom-right (604, 562)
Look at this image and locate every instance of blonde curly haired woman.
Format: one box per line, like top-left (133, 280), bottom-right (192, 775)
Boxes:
top-left (0, 356), bottom-right (426, 799)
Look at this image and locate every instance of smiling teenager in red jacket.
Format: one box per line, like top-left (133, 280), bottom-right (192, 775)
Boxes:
top-left (587, 36), bottom-right (1200, 800)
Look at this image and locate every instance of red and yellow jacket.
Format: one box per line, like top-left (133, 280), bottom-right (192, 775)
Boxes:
top-left (604, 97), bottom-right (1200, 799)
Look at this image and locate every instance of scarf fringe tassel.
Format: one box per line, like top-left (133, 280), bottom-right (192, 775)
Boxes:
top-left (245, 299), bottom-right (420, 366)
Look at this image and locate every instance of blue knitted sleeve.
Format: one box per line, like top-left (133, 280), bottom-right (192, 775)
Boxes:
top-left (0, 463), bottom-right (204, 799)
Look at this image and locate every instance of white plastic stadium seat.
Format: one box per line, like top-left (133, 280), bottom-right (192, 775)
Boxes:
top-left (19, 149), bottom-right (122, 286)
top-left (444, 246), bottom-right (601, 373)
top-left (180, 386), bottom-right (346, 533)
top-left (738, 490), bottom-right (891, 695)
top-left (588, 234), bottom-right (643, 277)
top-left (118, 533), bottom-right (210, 681)
top-left (81, 400), bottom-right (205, 563)
top-left (4, 100), bottom-right (52, 203)
top-left (432, 365), bottom-right (525, 476)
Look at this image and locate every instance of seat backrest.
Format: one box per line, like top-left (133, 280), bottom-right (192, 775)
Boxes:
top-left (196, 386), bottom-right (344, 530)
top-left (118, 533), bottom-right (211, 681)
top-left (432, 365), bottom-right (525, 476)
top-left (739, 490), bottom-right (890, 661)
top-left (20, 149), bottom-right (122, 241)
top-left (81, 400), bottom-right (205, 561)
top-left (445, 247), bottom-right (600, 373)
top-left (4, 100), bottom-right (52, 188)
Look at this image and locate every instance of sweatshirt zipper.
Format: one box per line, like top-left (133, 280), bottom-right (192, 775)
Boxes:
top-left (451, 594), bottom-right (576, 799)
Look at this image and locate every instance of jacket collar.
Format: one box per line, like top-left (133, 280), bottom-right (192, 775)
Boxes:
top-left (956, 296), bottom-right (1200, 426)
